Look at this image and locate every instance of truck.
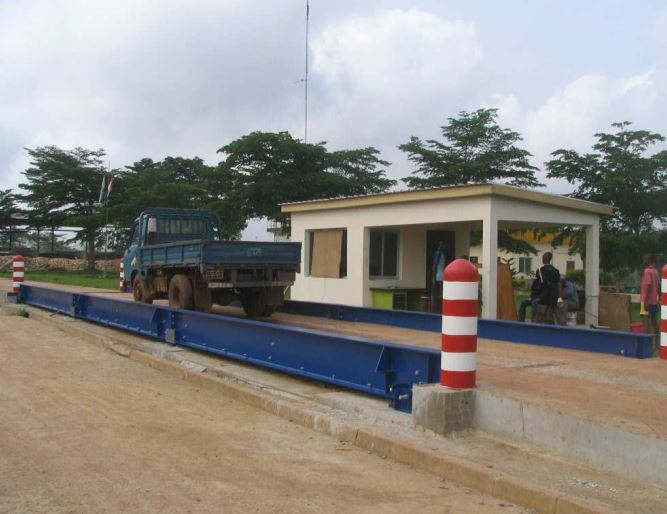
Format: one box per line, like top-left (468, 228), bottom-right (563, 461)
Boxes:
top-left (122, 208), bottom-right (301, 317)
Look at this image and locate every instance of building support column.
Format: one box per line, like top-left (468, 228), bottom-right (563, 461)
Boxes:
top-left (585, 221), bottom-right (600, 326)
top-left (481, 213), bottom-right (498, 319)
top-left (455, 227), bottom-right (471, 259)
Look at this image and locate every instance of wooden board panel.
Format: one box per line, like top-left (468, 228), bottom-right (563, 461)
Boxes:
top-left (310, 229), bottom-right (343, 278)
top-left (497, 261), bottom-right (518, 321)
top-left (599, 293), bottom-right (631, 331)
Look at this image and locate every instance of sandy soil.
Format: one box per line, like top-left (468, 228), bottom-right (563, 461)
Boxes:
top-left (0, 313), bottom-right (527, 514)
top-left (5, 278), bottom-right (665, 440)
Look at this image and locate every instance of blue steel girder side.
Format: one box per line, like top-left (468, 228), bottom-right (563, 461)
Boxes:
top-left (17, 285), bottom-right (439, 412)
top-left (279, 300), bottom-right (654, 359)
top-left (477, 319), bottom-right (654, 359)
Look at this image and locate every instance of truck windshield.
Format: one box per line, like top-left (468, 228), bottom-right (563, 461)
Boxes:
top-left (154, 218), bottom-right (208, 241)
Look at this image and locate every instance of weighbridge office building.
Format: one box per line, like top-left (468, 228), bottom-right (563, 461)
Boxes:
top-left (281, 184), bottom-right (611, 323)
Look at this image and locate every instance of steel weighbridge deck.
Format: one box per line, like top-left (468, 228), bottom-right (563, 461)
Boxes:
top-left (17, 284), bottom-right (439, 413)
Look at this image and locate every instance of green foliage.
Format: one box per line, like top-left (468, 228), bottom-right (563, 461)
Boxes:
top-left (0, 189), bottom-right (17, 224)
top-left (599, 231), bottom-right (667, 271)
top-left (546, 122), bottom-right (667, 234)
top-left (400, 108), bottom-right (542, 189)
top-left (470, 229), bottom-right (538, 255)
top-left (565, 269), bottom-right (585, 286)
top-left (217, 131), bottom-right (396, 229)
top-left (19, 146), bottom-right (108, 269)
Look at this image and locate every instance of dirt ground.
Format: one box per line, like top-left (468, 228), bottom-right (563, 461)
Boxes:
top-left (0, 313), bottom-right (528, 514)
top-left (3, 278), bottom-right (665, 440)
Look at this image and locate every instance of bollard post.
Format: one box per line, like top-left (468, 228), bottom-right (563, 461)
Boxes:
top-left (12, 255), bottom-right (25, 294)
top-left (661, 264), bottom-right (667, 360)
top-left (119, 260), bottom-right (125, 293)
top-left (441, 258), bottom-right (479, 388)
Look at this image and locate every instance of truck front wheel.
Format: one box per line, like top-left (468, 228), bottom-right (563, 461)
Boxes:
top-left (169, 274), bottom-right (194, 310)
top-left (132, 277), bottom-right (153, 304)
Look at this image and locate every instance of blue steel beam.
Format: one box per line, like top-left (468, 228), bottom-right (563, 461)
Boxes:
top-left (279, 300), bottom-right (654, 359)
top-left (17, 285), bottom-right (439, 413)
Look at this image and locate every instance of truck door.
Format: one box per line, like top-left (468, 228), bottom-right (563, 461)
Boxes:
top-left (124, 221), bottom-right (141, 287)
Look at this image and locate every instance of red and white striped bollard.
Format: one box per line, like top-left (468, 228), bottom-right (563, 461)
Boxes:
top-left (119, 260), bottom-right (125, 293)
top-left (661, 264), bottom-right (666, 360)
top-left (12, 255), bottom-right (25, 294)
top-left (441, 258), bottom-right (479, 388)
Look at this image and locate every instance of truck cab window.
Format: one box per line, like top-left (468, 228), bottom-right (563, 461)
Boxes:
top-left (130, 223), bottom-right (139, 246)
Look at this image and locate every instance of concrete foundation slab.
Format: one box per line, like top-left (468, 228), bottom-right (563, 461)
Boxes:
top-left (412, 384), bottom-right (474, 435)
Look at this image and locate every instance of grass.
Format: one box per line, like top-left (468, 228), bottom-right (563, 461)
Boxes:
top-left (0, 270), bottom-right (118, 290)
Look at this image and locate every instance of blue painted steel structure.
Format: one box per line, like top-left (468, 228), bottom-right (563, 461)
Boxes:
top-left (17, 285), bottom-right (439, 413)
top-left (279, 300), bottom-right (654, 359)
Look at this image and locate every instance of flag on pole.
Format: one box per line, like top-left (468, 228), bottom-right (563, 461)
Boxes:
top-left (98, 175), bottom-right (107, 204)
top-left (107, 177), bottom-right (114, 198)
top-left (98, 175), bottom-right (115, 205)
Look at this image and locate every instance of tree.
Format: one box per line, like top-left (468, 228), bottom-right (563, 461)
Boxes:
top-left (108, 156), bottom-right (246, 241)
top-left (217, 131), bottom-right (396, 229)
top-left (400, 108), bottom-right (542, 189)
top-left (0, 189), bottom-right (17, 225)
top-left (19, 146), bottom-right (107, 270)
top-left (0, 189), bottom-right (18, 250)
top-left (546, 122), bottom-right (667, 234)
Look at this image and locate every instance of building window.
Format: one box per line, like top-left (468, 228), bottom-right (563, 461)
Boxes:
top-left (518, 256), bottom-right (532, 274)
top-left (566, 260), bottom-right (575, 272)
top-left (307, 229), bottom-right (347, 278)
top-left (369, 229), bottom-right (399, 278)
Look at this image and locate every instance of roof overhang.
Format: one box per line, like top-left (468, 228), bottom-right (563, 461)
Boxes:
top-left (280, 184), bottom-right (613, 216)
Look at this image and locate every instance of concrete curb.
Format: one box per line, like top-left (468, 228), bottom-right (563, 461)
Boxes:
top-left (15, 306), bottom-right (619, 514)
top-left (474, 389), bottom-right (667, 487)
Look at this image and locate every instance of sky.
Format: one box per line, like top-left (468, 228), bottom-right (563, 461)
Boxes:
top-left (1, 0), bottom-right (666, 240)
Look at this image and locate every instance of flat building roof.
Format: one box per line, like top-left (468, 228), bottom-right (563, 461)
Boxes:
top-left (281, 183), bottom-right (613, 216)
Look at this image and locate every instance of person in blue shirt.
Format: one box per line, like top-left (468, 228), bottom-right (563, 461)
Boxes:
top-left (559, 277), bottom-right (579, 325)
top-left (431, 241), bottom-right (447, 312)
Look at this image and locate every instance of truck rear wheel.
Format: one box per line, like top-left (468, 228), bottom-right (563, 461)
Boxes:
top-left (240, 288), bottom-right (272, 317)
top-left (194, 283), bottom-right (212, 312)
top-left (132, 277), bottom-right (153, 304)
top-left (169, 274), bottom-right (194, 310)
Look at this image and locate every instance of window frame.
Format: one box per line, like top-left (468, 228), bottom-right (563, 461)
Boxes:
top-left (369, 228), bottom-right (400, 279)
top-left (518, 256), bottom-right (533, 274)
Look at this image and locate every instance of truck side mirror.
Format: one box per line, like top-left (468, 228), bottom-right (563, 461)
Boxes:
top-left (147, 217), bottom-right (157, 233)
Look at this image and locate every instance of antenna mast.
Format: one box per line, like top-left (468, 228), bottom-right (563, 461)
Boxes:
top-left (304, 0), bottom-right (310, 143)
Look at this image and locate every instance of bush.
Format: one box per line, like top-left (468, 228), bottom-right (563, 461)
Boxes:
top-left (566, 269), bottom-right (585, 286)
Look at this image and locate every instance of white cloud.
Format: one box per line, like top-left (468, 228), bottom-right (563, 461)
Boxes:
top-left (309, 9), bottom-right (483, 148)
top-left (490, 70), bottom-right (662, 191)
top-left (0, 0), bottom-right (306, 189)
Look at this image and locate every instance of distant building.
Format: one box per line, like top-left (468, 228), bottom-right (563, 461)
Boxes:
top-left (469, 232), bottom-right (583, 278)
top-left (266, 220), bottom-right (290, 242)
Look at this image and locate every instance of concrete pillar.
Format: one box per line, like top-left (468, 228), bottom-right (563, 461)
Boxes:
top-left (481, 212), bottom-right (498, 319)
top-left (454, 228), bottom-right (471, 259)
top-left (585, 221), bottom-right (600, 326)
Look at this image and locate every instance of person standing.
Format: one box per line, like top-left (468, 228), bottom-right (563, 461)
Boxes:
top-left (431, 241), bottom-right (446, 313)
top-left (533, 252), bottom-right (561, 324)
top-left (559, 276), bottom-right (580, 325)
top-left (640, 254), bottom-right (660, 351)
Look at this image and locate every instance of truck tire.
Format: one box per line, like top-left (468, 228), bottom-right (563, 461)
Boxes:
top-left (194, 282), bottom-right (212, 312)
top-left (132, 277), bottom-right (153, 304)
top-left (240, 288), bottom-right (271, 317)
top-left (169, 274), bottom-right (194, 310)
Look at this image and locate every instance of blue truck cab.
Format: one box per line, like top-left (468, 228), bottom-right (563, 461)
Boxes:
top-left (123, 208), bottom-right (301, 317)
